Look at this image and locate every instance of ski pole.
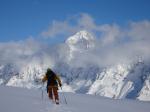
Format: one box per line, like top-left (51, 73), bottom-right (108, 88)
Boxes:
top-left (41, 82), bottom-right (44, 100)
top-left (61, 87), bottom-right (67, 104)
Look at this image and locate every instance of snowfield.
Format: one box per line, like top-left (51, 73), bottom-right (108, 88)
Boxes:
top-left (0, 86), bottom-right (149, 112)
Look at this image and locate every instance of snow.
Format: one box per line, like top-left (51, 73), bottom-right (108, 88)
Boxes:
top-left (0, 86), bottom-right (149, 112)
top-left (0, 79), bottom-right (4, 85)
top-left (138, 76), bottom-right (150, 101)
top-left (66, 30), bottom-right (95, 48)
top-left (88, 64), bottom-right (130, 98)
top-left (66, 30), bottom-right (95, 60)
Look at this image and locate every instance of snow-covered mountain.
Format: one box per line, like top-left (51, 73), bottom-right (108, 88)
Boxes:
top-left (66, 30), bottom-right (95, 51)
top-left (0, 30), bottom-right (150, 101)
top-left (138, 74), bottom-right (150, 101)
top-left (65, 30), bottom-right (95, 60)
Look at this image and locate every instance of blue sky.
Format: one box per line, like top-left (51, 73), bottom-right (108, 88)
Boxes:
top-left (0, 0), bottom-right (150, 43)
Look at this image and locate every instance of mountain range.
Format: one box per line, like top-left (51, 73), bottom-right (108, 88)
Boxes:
top-left (0, 30), bottom-right (150, 101)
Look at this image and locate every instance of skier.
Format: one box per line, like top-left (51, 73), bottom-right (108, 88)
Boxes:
top-left (42, 68), bottom-right (62, 105)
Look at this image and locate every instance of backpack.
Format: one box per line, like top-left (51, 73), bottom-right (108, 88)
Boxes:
top-left (46, 70), bottom-right (58, 92)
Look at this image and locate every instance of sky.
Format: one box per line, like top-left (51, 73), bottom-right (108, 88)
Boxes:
top-left (0, 0), bottom-right (150, 43)
top-left (0, 0), bottom-right (150, 74)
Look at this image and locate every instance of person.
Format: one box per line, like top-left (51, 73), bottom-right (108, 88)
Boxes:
top-left (42, 68), bottom-right (62, 104)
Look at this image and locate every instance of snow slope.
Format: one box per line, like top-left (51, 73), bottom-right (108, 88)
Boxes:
top-left (138, 75), bottom-right (150, 101)
top-left (0, 86), bottom-right (149, 112)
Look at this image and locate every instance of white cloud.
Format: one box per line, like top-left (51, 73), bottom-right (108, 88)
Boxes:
top-left (77, 13), bottom-right (96, 30)
top-left (41, 13), bottom-right (98, 39)
top-left (1, 13), bottom-right (150, 69)
top-left (40, 13), bottom-right (124, 45)
top-left (0, 38), bottom-right (55, 71)
top-left (128, 20), bottom-right (150, 41)
top-left (97, 24), bottom-right (122, 45)
top-left (41, 20), bottom-right (75, 38)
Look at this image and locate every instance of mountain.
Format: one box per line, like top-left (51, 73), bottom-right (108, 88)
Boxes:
top-left (137, 75), bottom-right (150, 101)
top-left (65, 30), bottom-right (95, 60)
top-left (0, 86), bottom-right (149, 112)
top-left (66, 30), bottom-right (95, 50)
top-left (0, 30), bottom-right (150, 101)
top-left (0, 64), bottom-right (18, 85)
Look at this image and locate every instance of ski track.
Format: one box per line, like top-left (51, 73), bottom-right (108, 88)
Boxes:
top-left (38, 92), bottom-right (73, 112)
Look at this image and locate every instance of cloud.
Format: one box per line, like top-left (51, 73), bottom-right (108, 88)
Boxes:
top-left (40, 13), bottom-right (124, 45)
top-left (97, 24), bottom-right (123, 45)
top-left (128, 20), bottom-right (150, 41)
top-left (1, 13), bottom-right (150, 70)
top-left (77, 13), bottom-right (96, 30)
top-left (45, 14), bottom-right (150, 67)
top-left (0, 38), bottom-right (55, 71)
top-left (41, 13), bottom-right (98, 39)
top-left (41, 20), bottom-right (75, 38)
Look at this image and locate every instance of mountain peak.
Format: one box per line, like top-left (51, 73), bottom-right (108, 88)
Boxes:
top-left (75, 30), bottom-right (94, 39)
top-left (65, 30), bottom-right (95, 51)
top-left (66, 30), bottom-right (95, 44)
top-left (65, 30), bottom-right (96, 60)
